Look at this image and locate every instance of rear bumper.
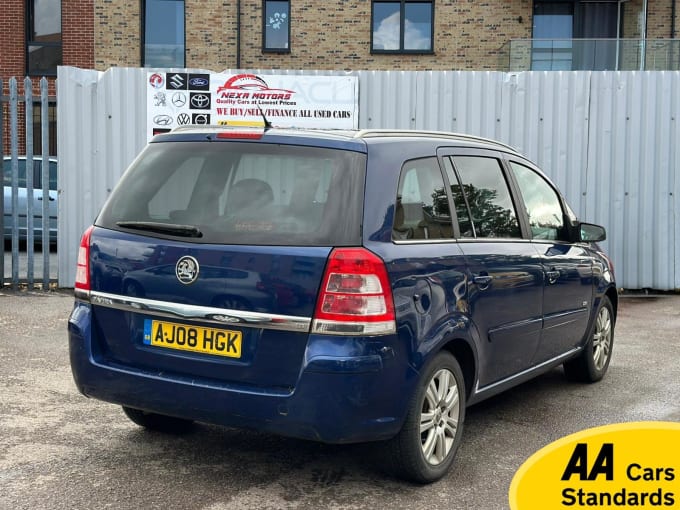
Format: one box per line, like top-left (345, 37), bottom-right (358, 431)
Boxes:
top-left (68, 302), bottom-right (417, 444)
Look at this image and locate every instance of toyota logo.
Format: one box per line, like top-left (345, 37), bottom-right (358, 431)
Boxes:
top-left (190, 94), bottom-right (210, 108)
top-left (172, 92), bottom-right (187, 107)
top-left (177, 113), bottom-right (191, 125)
top-left (176, 256), bottom-right (199, 285)
top-left (153, 114), bottom-right (173, 126)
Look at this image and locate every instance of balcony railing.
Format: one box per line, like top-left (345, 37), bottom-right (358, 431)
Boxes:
top-left (500, 39), bottom-right (680, 71)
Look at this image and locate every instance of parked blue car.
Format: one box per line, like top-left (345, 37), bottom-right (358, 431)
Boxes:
top-left (68, 127), bottom-right (617, 482)
top-left (3, 156), bottom-right (58, 244)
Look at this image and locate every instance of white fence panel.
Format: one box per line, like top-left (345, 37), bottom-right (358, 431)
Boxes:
top-left (57, 67), bottom-right (680, 290)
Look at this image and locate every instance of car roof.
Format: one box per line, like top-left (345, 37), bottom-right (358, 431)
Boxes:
top-left (152, 126), bottom-right (521, 155)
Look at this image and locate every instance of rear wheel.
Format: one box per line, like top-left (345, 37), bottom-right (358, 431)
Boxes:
top-left (122, 406), bottom-right (194, 434)
top-left (564, 296), bottom-right (615, 382)
top-left (382, 351), bottom-right (466, 483)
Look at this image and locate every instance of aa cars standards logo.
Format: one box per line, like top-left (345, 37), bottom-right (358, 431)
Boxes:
top-left (509, 422), bottom-right (680, 509)
top-left (176, 256), bottom-right (199, 285)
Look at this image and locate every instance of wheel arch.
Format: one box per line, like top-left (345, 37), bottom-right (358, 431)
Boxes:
top-left (440, 338), bottom-right (477, 401)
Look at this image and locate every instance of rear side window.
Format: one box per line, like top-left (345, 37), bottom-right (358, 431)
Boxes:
top-left (393, 157), bottom-right (453, 240)
top-left (96, 141), bottom-right (366, 246)
top-left (450, 156), bottom-right (521, 239)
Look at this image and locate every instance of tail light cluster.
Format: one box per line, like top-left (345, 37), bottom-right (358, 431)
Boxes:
top-left (312, 248), bottom-right (396, 336)
top-left (74, 226), bottom-right (94, 295)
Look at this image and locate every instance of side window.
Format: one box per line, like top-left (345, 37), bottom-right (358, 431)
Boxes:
top-left (442, 157), bottom-right (473, 238)
top-left (510, 162), bottom-right (567, 241)
top-left (452, 156), bottom-right (521, 239)
top-left (3, 160), bottom-right (27, 187)
top-left (393, 157), bottom-right (452, 240)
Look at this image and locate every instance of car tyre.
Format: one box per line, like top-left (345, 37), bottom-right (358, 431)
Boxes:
top-left (563, 296), bottom-right (615, 383)
top-left (382, 351), bottom-right (466, 483)
top-left (122, 406), bottom-right (194, 434)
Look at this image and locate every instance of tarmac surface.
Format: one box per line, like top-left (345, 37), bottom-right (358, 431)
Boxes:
top-left (0, 290), bottom-right (678, 509)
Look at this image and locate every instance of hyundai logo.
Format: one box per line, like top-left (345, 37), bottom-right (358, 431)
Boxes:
top-left (190, 94), bottom-right (210, 109)
top-left (172, 92), bottom-right (187, 107)
top-left (177, 113), bottom-right (191, 125)
top-left (189, 77), bottom-right (209, 87)
top-left (176, 256), bottom-right (200, 285)
top-left (153, 114), bottom-right (173, 126)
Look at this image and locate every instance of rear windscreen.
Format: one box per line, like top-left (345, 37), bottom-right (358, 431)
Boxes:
top-left (96, 141), bottom-right (366, 246)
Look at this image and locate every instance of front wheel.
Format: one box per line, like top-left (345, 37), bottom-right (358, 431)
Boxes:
top-left (563, 295), bottom-right (615, 382)
top-left (382, 351), bottom-right (466, 483)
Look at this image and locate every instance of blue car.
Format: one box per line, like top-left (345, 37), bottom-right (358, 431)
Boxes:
top-left (68, 127), bottom-right (617, 483)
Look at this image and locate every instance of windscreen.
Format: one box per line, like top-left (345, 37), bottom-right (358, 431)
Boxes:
top-left (96, 141), bottom-right (366, 246)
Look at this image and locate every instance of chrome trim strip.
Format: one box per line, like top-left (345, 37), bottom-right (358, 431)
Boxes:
top-left (84, 291), bottom-right (311, 332)
top-left (475, 347), bottom-right (581, 395)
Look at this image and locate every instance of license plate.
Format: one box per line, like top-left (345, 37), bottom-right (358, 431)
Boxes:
top-left (143, 319), bottom-right (242, 358)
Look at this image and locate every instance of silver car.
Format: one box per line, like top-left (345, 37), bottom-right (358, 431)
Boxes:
top-left (2, 156), bottom-right (58, 244)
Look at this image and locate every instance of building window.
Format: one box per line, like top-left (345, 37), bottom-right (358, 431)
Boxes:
top-left (371, 0), bottom-right (433, 53)
top-left (143, 0), bottom-right (185, 67)
top-left (263, 1), bottom-right (290, 52)
top-left (26, 0), bottom-right (62, 76)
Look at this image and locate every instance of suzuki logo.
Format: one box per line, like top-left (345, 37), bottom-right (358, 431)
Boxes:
top-left (177, 113), bottom-right (191, 125)
top-left (169, 74), bottom-right (185, 89)
top-left (176, 256), bottom-right (200, 285)
top-left (153, 114), bottom-right (173, 126)
top-left (190, 94), bottom-right (210, 108)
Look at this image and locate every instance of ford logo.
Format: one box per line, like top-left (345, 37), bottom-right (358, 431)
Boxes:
top-left (189, 77), bottom-right (209, 87)
top-left (176, 256), bottom-right (200, 285)
top-left (153, 114), bottom-right (173, 126)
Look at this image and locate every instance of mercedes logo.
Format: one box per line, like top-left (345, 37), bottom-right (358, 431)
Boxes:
top-left (177, 113), bottom-right (191, 125)
top-left (153, 114), bottom-right (173, 126)
top-left (176, 256), bottom-right (200, 285)
top-left (190, 94), bottom-right (210, 109)
top-left (172, 92), bottom-right (187, 107)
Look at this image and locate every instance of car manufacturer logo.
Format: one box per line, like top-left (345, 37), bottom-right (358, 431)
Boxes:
top-left (192, 113), bottom-right (210, 125)
top-left (153, 114), bottom-right (173, 126)
top-left (177, 113), bottom-right (191, 125)
top-left (189, 77), bottom-right (208, 87)
top-left (149, 73), bottom-right (164, 89)
top-left (172, 92), bottom-right (187, 107)
top-left (176, 256), bottom-right (200, 285)
top-left (190, 93), bottom-right (211, 109)
top-left (153, 91), bottom-right (167, 107)
top-left (167, 73), bottom-right (187, 90)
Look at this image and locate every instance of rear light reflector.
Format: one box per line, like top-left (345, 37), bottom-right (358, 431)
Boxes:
top-left (312, 248), bottom-right (396, 336)
top-left (74, 225), bottom-right (94, 296)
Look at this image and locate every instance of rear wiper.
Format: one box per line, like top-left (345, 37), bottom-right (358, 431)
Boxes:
top-left (116, 221), bottom-right (203, 238)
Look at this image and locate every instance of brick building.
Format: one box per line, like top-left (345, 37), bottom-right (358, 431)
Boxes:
top-left (2, 0), bottom-right (679, 154)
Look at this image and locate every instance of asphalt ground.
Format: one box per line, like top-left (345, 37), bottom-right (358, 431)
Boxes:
top-left (0, 291), bottom-right (678, 510)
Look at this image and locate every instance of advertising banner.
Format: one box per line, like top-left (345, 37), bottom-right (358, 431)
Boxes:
top-left (147, 72), bottom-right (358, 141)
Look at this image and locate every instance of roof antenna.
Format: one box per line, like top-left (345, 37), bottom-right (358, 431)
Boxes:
top-left (256, 102), bottom-right (273, 130)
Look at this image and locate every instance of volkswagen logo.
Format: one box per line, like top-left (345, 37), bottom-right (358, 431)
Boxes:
top-left (172, 92), bottom-right (187, 107)
top-left (189, 77), bottom-right (209, 87)
top-left (176, 256), bottom-right (199, 285)
top-left (153, 114), bottom-right (173, 126)
top-left (177, 113), bottom-right (191, 125)
top-left (190, 94), bottom-right (210, 109)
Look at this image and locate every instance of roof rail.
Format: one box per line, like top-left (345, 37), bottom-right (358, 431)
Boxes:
top-left (352, 129), bottom-right (517, 152)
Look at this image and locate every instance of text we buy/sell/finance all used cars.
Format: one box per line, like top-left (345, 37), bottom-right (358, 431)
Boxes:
top-left (68, 127), bottom-right (617, 483)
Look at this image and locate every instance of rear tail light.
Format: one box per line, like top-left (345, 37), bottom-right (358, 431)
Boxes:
top-left (74, 225), bottom-right (94, 296)
top-left (312, 248), bottom-right (396, 336)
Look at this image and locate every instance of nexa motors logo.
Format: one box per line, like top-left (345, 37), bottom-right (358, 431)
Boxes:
top-left (216, 74), bottom-right (295, 102)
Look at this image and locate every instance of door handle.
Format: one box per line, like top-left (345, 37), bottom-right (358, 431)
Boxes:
top-left (473, 274), bottom-right (493, 290)
top-left (546, 269), bottom-right (560, 284)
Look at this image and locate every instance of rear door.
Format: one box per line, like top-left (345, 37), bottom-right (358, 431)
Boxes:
top-left (441, 150), bottom-right (544, 387)
top-left (89, 140), bottom-right (365, 390)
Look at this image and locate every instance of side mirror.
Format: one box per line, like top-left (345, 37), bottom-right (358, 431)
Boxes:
top-left (579, 222), bottom-right (606, 242)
